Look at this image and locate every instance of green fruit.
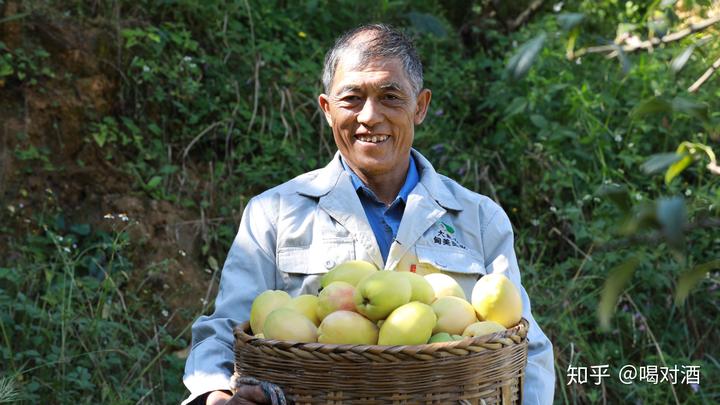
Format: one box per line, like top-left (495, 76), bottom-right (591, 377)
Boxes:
top-left (428, 332), bottom-right (453, 343)
top-left (378, 302), bottom-right (436, 345)
top-left (316, 281), bottom-right (356, 321)
top-left (354, 272), bottom-right (411, 321)
top-left (462, 321), bottom-right (506, 338)
top-left (424, 273), bottom-right (466, 300)
top-left (400, 271), bottom-right (436, 304)
top-left (321, 260), bottom-right (378, 287)
top-left (431, 296), bottom-right (477, 335)
top-left (282, 294), bottom-right (321, 326)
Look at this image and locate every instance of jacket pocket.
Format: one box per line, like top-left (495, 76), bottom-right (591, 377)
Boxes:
top-left (414, 244), bottom-right (486, 298)
top-left (277, 239), bottom-right (355, 295)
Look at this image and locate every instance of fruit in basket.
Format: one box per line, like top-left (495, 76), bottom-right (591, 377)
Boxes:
top-left (263, 308), bottom-right (318, 343)
top-left (316, 281), bottom-right (357, 321)
top-left (471, 273), bottom-right (522, 328)
top-left (250, 290), bottom-right (291, 335)
top-left (378, 301), bottom-right (436, 345)
top-left (282, 294), bottom-right (321, 326)
top-left (400, 271), bottom-right (435, 304)
top-left (431, 296), bottom-right (478, 335)
top-left (424, 273), bottom-right (466, 300)
top-left (462, 320), bottom-right (506, 337)
top-left (354, 271), bottom-right (412, 321)
top-left (428, 332), bottom-right (453, 343)
top-left (321, 260), bottom-right (378, 287)
top-left (317, 310), bottom-right (379, 345)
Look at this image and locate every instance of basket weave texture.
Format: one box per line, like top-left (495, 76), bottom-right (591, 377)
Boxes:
top-left (233, 318), bottom-right (528, 404)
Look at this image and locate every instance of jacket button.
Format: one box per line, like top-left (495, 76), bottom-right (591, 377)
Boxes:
top-left (325, 260), bottom-right (335, 269)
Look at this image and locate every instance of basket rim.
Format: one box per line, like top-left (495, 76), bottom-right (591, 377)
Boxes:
top-left (234, 317), bottom-right (528, 353)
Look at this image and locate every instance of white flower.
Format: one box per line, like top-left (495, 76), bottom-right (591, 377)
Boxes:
top-left (162, 309), bottom-right (169, 317)
top-left (179, 249), bottom-right (187, 257)
top-left (614, 134), bottom-right (623, 143)
top-left (183, 56), bottom-right (192, 62)
top-left (635, 193), bottom-right (643, 201)
top-left (553, 2), bottom-right (564, 12)
top-left (550, 206), bottom-right (558, 213)
top-left (575, 57), bottom-right (582, 65)
top-left (142, 65), bottom-right (150, 72)
top-left (685, 189), bottom-right (692, 196)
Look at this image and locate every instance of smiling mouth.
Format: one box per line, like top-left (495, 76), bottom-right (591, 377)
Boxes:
top-left (356, 135), bottom-right (389, 143)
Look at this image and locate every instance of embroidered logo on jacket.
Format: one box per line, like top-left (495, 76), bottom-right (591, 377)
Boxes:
top-left (432, 222), bottom-right (466, 249)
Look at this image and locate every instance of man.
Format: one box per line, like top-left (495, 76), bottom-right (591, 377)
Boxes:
top-left (183, 24), bottom-right (555, 405)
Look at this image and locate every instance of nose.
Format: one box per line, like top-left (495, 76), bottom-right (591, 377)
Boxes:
top-left (356, 98), bottom-right (382, 128)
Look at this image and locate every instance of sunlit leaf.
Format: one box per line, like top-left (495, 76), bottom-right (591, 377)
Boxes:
top-left (506, 32), bottom-right (546, 80)
top-left (675, 259), bottom-right (720, 306)
top-left (146, 176), bottom-right (162, 189)
top-left (656, 196), bottom-right (687, 249)
top-left (599, 257), bottom-right (640, 330)
top-left (641, 153), bottom-right (682, 174)
top-left (670, 45), bottom-right (695, 72)
top-left (632, 97), bottom-right (672, 117)
top-left (664, 154), bottom-right (694, 184)
top-left (558, 13), bottom-right (585, 31)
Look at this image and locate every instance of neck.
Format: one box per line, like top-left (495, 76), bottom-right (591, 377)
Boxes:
top-left (353, 159), bottom-right (410, 206)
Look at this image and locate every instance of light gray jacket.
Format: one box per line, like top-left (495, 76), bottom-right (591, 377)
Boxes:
top-left (183, 149), bottom-right (555, 404)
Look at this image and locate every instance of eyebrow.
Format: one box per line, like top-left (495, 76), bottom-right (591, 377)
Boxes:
top-left (336, 81), bottom-right (407, 95)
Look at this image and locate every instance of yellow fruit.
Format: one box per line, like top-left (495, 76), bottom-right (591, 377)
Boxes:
top-left (316, 281), bottom-right (357, 321)
top-left (321, 260), bottom-right (378, 287)
top-left (431, 296), bottom-right (478, 335)
top-left (354, 272), bottom-right (411, 321)
top-left (263, 308), bottom-right (318, 343)
top-left (249, 290), bottom-right (291, 335)
top-left (317, 310), bottom-right (379, 345)
top-left (400, 271), bottom-right (436, 304)
top-left (424, 273), bottom-right (466, 300)
top-left (471, 273), bottom-right (522, 328)
top-left (378, 301), bottom-right (436, 345)
top-left (462, 320), bottom-right (506, 337)
top-left (282, 294), bottom-right (321, 326)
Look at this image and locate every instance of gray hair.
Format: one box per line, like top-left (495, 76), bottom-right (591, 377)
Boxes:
top-left (322, 24), bottom-right (424, 95)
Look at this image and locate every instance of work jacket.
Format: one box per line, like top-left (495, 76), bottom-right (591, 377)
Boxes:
top-left (183, 149), bottom-right (555, 404)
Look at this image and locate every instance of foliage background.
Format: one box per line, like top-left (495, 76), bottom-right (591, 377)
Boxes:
top-left (0, 0), bottom-right (718, 403)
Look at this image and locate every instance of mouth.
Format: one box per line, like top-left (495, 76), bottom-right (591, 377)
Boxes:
top-left (355, 134), bottom-right (390, 144)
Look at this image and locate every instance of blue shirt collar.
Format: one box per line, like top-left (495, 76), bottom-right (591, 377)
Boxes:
top-left (340, 155), bottom-right (419, 205)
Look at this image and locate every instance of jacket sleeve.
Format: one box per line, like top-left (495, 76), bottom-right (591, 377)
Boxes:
top-left (182, 196), bottom-right (279, 405)
top-left (482, 205), bottom-right (555, 405)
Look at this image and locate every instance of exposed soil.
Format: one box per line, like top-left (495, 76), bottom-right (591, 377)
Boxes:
top-left (0, 3), bottom-right (213, 337)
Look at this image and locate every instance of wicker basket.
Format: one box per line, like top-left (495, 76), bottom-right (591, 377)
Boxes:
top-left (233, 318), bottom-right (528, 404)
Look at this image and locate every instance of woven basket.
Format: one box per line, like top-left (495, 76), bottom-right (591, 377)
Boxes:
top-left (233, 318), bottom-right (528, 404)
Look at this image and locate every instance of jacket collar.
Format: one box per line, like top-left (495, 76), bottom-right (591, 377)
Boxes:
top-left (298, 149), bottom-right (463, 212)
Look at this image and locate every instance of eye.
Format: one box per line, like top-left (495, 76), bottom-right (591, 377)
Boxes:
top-left (383, 93), bottom-right (402, 101)
top-left (341, 95), bottom-right (362, 103)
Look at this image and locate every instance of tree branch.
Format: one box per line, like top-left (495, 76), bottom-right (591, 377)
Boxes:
top-left (596, 217), bottom-right (720, 252)
top-left (507, 0), bottom-right (545, 31)
top-left (688, 55), bottom-right (720, 92)
top-left (573, 13), bottom-right (720, 59)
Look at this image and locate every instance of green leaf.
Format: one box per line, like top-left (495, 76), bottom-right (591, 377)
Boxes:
top-left (557, 13), bottom-right (585, 31)
top-left (632, 96), bottom-right (672, 117)
top-left (675, 259), bottom-right (720, 306)
top-left (146, 176), bottom-right (162, 189)
top-left (504, 97), bottom-right (528, 117)
top-left (671, 97), bottom-right (709, 122)
top-left (530, 114), bottom-right (548, 129)
top-left (670, 45), bottom-right (694, 72)
top-left (506, 32), bottom-right (546, 80)
top-left (664, 154), bottom-right (694, 184)
top-left (641, 153), bottom-right (683, 174)
top-left (406, 12), bottom-right (447, 37)
top-left (656, 196), bottom-right (687, 248)
top-left (70, 224), bottom-right (91, 236)
top-left (599, 257), bottom-right (640, 330)
top-left (597, 184), bottom-right (632, 214)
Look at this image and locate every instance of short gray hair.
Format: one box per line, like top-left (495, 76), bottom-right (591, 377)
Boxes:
top-left (322, 24), bottom-right (424, 95)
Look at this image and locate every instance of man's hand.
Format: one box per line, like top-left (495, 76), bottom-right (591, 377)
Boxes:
top-left (206, 386), bottom-right (269, 405)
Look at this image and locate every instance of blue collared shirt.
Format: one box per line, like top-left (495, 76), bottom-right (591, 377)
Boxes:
top-left (340, 156), bottom-right (419, 263)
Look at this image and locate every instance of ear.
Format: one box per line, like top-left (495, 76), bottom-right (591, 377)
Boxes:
top-left (413, 89), bottom-right (432, 125)
top-left (318, 94), bottom-right (333, 126)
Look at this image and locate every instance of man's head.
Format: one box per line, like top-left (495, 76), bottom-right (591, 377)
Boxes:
top-left (318, 24), bottom-right (431, 189)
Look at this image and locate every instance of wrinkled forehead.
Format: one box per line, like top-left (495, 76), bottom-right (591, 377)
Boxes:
top-left (332, 48), bottom-right (410, 92)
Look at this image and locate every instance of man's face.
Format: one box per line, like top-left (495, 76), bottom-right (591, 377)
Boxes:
top-left (319, 53), bottom-right (431, 181)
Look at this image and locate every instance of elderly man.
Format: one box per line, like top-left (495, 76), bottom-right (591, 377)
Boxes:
top-left (183, 24), bottom-right (555, 405)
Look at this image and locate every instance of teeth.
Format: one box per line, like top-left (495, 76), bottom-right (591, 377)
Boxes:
top-left (358, 135), bottom-right (388, 143)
